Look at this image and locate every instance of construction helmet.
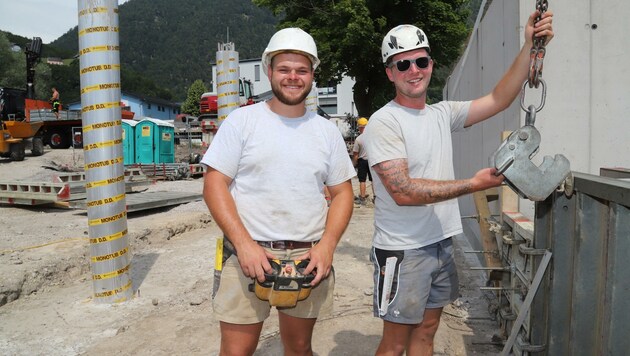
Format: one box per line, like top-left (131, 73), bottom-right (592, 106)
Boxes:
top-left (262, 28), bottom-right (320, 76)
top-left (381, 25), bottom-right (430, 64)
top-left (357, 117), bottom-right (368, 127)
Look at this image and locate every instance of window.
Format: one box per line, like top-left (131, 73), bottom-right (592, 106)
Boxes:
top-left (318, 86), bottom-right (337, 95)
top-left (319, 97), bottom-right (337, 115)
top-left (255, 65), bottom-right (260, 82)
top-left (147, 103), bottom-right (152, 109)
top-left (320, 104), bottom-right (338, 115)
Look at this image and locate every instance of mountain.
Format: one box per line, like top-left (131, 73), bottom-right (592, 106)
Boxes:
top-left (51, 0), bottom-right (279, 101)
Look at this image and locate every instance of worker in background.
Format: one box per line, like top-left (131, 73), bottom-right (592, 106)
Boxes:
top-left (201, 28), bottom-right (355, 355)
top-left (364, 10), bottom-right (555, 356)
top-left (352, 117), bottom-right (374, 205)
top-left (50, 87), bottom-right (60, 119)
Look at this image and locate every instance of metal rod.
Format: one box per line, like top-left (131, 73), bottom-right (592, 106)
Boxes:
top-left (501, 250), bottom-right (552, 356)
top-left (480, 287), bottom-right (517, 291)
top-left (470, 267), bottom-right (510, 271)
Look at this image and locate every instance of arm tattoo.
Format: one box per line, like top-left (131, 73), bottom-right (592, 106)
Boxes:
top-left (374, 159), bottom-right (473, 205)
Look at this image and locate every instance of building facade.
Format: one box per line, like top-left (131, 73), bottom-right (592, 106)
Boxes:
top-left (211, 57), bottom-right (357, 117)
top-left (67, 91), bottom-right (180, 121)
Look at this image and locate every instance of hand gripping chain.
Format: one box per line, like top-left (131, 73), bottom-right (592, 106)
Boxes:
top-left (491, 0), bottom-right (571, 201)
top-left (529, 0), bottom-right (549, 88)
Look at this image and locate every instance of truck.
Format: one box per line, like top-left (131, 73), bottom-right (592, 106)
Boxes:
top-left (0, 88), bottom-right (134, 161)
top-left (1, 87), bottom-right (77, 149)
top-left (197, 78), bottom-right (256, 132)
top-left (0, 37), bottom-right (134, 161)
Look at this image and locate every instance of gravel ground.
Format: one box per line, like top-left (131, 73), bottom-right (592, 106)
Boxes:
top-left (0, 145), bottom-right (502, 355)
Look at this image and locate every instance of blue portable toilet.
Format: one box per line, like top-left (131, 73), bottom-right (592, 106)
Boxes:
top-left (121, 119), bottom-right (138, 165)
top-left (135, 118), bottom-right (175, 164)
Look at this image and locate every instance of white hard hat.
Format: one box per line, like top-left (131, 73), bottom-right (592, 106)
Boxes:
top-left (261, 28), bottom-right (320, 75)
top-left (381, 25), bottom-right (430, 64)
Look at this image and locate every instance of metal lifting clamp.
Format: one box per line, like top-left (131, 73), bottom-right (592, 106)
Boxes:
top-left (491, 2), bottom-right (570, 202)
top-left (491, 81), bottom-right (570, 201)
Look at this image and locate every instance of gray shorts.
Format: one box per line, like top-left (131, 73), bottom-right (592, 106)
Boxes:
top-left (371, 238), bottom-right (459, 324)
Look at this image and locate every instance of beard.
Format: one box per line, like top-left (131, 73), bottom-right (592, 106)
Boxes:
top-left (271, 80), bottom-right (311, 106)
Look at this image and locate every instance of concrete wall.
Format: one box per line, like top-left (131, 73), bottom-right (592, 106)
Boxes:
top-left (445, 0), bottom-right (630, 219)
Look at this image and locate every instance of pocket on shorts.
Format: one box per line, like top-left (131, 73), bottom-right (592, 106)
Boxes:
top-left (372, 248), bottom-right (404, 308)
top-left (212, 253), bottom-right (236, 299)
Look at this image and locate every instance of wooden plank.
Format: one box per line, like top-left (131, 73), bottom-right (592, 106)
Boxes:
top-left (473, 189), bottom-right (503, 278)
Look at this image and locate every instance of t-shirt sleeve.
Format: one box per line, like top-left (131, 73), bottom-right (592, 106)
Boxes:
top-left (326, 126), bottom-right (357, 186)
top-left (199, 119), bottom-right (242, 178)
top-left (448, 101), bottom-right (471, 132)
top-left (364, 113), bottom-right (406, 166)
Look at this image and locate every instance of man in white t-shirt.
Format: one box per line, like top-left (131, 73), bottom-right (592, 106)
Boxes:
top-left (364, 11), bottom-right (555, 355)
top-left (201, 28), bottom-right (355, 355)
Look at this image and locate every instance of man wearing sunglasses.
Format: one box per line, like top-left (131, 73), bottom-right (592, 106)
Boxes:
top-left (364, 10), bottom-right (554, 356)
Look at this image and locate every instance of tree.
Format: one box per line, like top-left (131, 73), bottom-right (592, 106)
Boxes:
top-left (0, 32), bottom-right (51, 100)
top-left (252, 0), bottom-right (470, 117)
top-left (180, 79), bottom-right (207, 116)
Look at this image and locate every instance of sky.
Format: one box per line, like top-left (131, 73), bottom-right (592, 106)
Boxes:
top-left (0, 0), bottom-right (129, 44)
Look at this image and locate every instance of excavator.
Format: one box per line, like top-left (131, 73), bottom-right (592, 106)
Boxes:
top-left (0, 37), bottom-right (45, 161)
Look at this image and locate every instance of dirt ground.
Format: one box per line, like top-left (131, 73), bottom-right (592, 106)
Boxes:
top-left (0, 144), bottom-right (502, 355)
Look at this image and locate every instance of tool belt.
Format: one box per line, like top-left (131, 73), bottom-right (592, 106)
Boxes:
top-left (248, 259), bottom-right (315, 307)
top-left (256, 240), bottom-right (318, 250)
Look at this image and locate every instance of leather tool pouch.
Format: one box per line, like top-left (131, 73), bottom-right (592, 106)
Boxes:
top-left (249, 259), bottom-right (315, 307)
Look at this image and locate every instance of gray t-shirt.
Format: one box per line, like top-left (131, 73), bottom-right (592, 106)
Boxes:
top-left (352, 133), bottom-right (368, 160)
top-left (201, 101), bottom-right (356, 242)
top-left (364, 100), bottom-right (471, 250)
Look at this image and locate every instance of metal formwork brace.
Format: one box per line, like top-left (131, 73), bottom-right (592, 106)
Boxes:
top-left (188, 164), bottom-right (205, 176)
top-left (0, 169), bottom-right (150, 205)
top-left (500, 250), bottom-right (552, 356)
top-left (0, 181), bottom-right (85, 202)
top-left (53, 172), bottom-right (87, 183)
top-left (130, 163), bottom-right (203, 179)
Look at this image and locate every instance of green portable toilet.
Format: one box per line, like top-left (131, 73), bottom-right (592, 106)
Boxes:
top-left (135, 118), bottom-right (175, 164)
top-left (122, 119), bottom-right (138, 165)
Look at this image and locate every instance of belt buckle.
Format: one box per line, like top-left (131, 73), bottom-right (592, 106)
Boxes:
top-left (269, 241), bottom-right (286, 250)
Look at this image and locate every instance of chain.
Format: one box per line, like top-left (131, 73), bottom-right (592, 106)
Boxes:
top-left (528, 0), bottom-right (548, 88)
top-left (521, 0), bottom-right (549, 117)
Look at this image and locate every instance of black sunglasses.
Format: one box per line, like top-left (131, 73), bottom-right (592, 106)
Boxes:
top-left (390, 56), bottom-right (431, 71)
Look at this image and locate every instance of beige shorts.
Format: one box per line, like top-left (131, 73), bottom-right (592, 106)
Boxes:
top-left (212, 246), bottom-right (335, 324)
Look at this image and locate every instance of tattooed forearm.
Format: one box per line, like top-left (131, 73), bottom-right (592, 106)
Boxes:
top-left (374, 159), bottom-right (474, 205)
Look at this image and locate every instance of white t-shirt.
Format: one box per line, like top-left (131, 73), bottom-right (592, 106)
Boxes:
top-left (364, 100), bottom-right (471, 250)
top-left (201, 101), bottom-right (356, 242)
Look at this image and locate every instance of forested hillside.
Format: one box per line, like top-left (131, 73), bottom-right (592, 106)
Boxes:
top-left (52, 0), bottom-right (279, 101)
top-left (4, 0), bottom-right (483, 111)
